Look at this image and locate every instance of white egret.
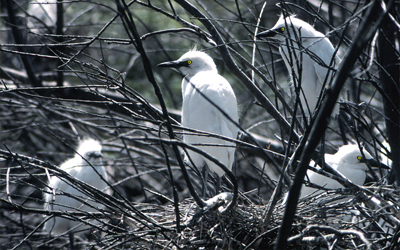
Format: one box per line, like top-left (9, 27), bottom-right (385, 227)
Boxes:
top-left (299, 144), bottom-right (383, 199)
top-left (43, 139), bottom-right (109, 237)
top-left (158, 50), bottom-right (239, 195)
top-left (257, 15), bottom-right (341, 118)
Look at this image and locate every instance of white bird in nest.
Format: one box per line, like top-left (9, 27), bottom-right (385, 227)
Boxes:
top-left (297, 144), bottom-right (386, 199)
top-left (158, 50), bottom-right (239, 196)
top-left (43, 138), bottom-right (109, 237)
top-left (257, 14), bottom-right (341, 119)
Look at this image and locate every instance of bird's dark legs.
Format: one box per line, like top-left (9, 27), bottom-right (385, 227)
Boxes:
top-left (320, 133), bottom-right (325, 168)
top-left (201, 166), bottom-right (222, 197)
top-left (215, 175), bottom-right (221, 196)
top-left (201, 166), bottom-right (208, 197)
top-left (69, 232), bottom-right (75, 250)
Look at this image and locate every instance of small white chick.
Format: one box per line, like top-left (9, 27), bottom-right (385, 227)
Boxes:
top-left (43, 139), bottom-right (108, 236)
top-left (301, 145), bottom-right (377, 198)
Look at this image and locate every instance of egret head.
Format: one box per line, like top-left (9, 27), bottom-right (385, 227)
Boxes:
top-left (76, 139), bottom-right (102, 164)
top-left (256, 15), bottom-right (320, 43)
top-left (335, 145), bottom-right (376, 171)
top-left (158, 51), bottom-right (217, 77)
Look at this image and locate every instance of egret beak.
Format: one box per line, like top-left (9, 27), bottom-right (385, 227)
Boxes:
top-left (256, 29), bottom-right (278, 38)
top-left (158, 60), bottom-right (178, 68)
top-left (88, 152), bottom-right (103, 159)
top-left (158, 60), bottom-right (188, 68)
top-left (360, 158), bottom-right (390, 169)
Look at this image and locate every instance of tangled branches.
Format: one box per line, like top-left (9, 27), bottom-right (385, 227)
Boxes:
top-left (0, 0), bottom-right (399, 249)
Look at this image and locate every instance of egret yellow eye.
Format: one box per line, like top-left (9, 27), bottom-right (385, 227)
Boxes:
top-left (357, 156), bottom-right (363, 161)
top-left (281, 27), bottom-right (285, 32)
top-left (188, 60), bottom-right (192, 65)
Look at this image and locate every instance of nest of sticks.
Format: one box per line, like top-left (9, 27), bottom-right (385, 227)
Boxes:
top-left (1, 155), bottom-right (399, 250)
top-left (1, 1), bottom-right (399, 248)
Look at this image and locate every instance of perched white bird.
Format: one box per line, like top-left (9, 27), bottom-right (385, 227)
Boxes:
top-left (43, 139), bottom-right (109, 236)
top-left (158, 50), bottom-right (239, 194)
top-left (257, 15), bottom-right (341, 118)
top-left (300, 145), bottom-right (381, 199)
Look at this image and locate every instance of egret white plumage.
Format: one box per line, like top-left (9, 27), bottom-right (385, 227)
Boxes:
top-left (43, 139), bottom-right (109, 236)
top-left (158, 51), bottom-right (239, 195)
top-left (257, 15), bottom-right (341, 118)
top-left (300, 145), bottom-right (383, 199)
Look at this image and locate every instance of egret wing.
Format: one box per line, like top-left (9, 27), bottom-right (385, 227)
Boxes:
top-left (182, 72), bottom-right (238, 175)
top-left (309, 37), bottom-right (337, 87)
